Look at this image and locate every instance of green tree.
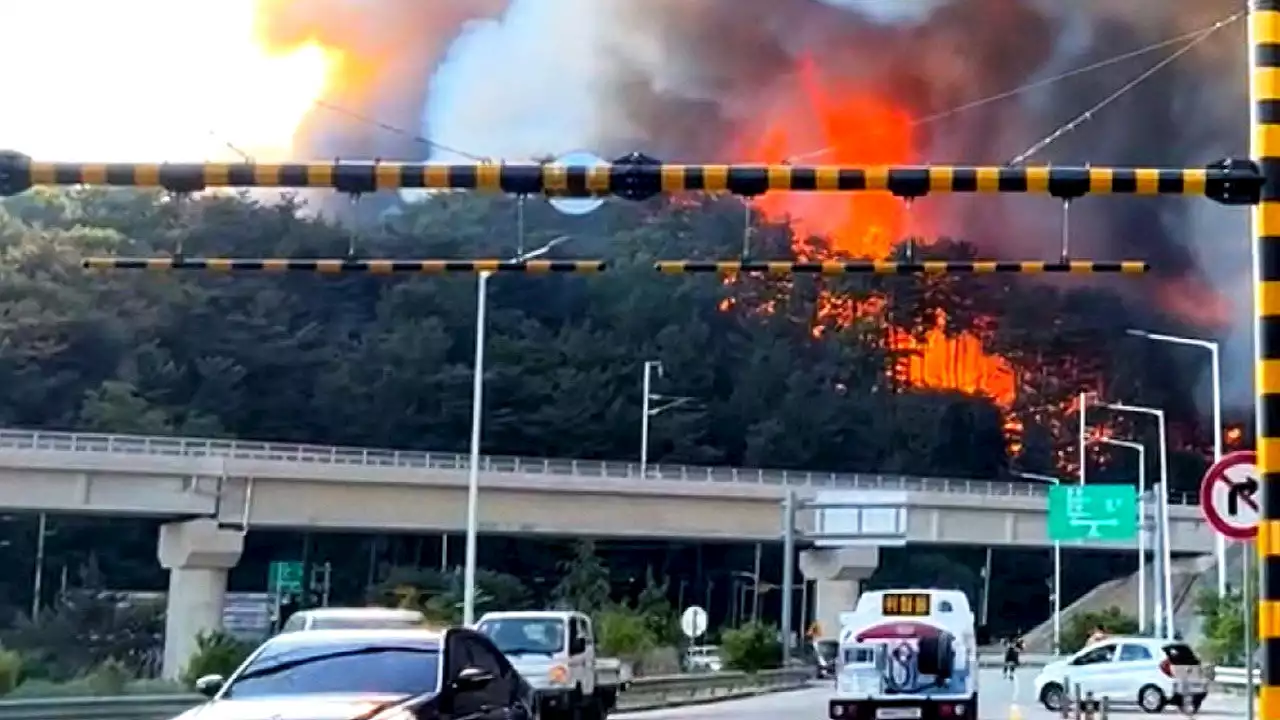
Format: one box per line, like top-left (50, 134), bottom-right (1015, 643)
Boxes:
top-left (1061, 607), bottom-right (1139, 654)
top-left (595, 605), bottom-right (657, 661)
top-left (552, 541), bottom-right (612, 614)
top-left (720, 622), bottom-right (782, 672)
top-left (1196, 587), bottom-right (1253, 666)
top-left (181, 631), bottom-right (255, 687)
top-left (371, 566), bottom-right (532, 623)
top-left (635, 568), bottom-right (679, 645)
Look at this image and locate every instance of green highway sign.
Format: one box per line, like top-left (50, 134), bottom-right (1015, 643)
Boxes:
top-left (1048, 485), bottom-right (1138, 542)
top-left (268, 561), bottom-right (305, 595)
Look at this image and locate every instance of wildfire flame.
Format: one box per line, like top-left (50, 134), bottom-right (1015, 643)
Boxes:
top-left (741, 57), bottom-right (1017, 409)
top-left (0, 0), bottom-right (339, 162)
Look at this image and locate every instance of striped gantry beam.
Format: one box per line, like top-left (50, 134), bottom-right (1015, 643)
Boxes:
top-left (654, 260), bottom-right (1149, 275)
top-left (0, 150), bottom-right (1264, 205)
top-left (81, 258), bottom-right (607, 274)
top-left (1255, 3), bottom-right (1280, 718)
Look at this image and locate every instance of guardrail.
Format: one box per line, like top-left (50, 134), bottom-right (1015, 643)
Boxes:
top-left (0, 669), bottom-right (813, 720)
top-left (1215, 666), bottom-right (1258, 688)
top-left (0, 428), bottom-right (1199, 503)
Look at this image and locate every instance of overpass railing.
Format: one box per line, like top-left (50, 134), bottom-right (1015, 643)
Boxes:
top-left (0, 428), bottom-right (1197, 504)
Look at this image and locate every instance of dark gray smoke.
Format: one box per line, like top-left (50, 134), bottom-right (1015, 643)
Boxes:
top-left (281, 0), bottom-right (1252, 408)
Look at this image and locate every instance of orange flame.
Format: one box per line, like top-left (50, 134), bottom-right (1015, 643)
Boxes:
top-left (741, 57), bottom-right (1016, 408)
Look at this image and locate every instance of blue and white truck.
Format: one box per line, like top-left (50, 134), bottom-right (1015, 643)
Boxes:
top-left (829, 588), bottom-right (978, 720)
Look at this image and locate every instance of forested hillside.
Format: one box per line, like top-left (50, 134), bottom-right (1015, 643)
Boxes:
top-left (0, 188), bottom-right (1220, 482)
top-left (0, 187), bottom-right (1231, 632)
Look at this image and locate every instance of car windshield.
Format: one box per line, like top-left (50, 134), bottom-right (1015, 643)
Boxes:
top-left (223, 640), bottom-right (440, 699)
top-left (476, 618), bottom-right (565, 655)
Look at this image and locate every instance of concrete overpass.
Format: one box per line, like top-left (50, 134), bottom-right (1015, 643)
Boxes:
top-left (0, 427), bottom-right (1214, 674)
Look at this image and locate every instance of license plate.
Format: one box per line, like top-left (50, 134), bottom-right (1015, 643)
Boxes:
top-left (876, 709), bottom-right (922, 719)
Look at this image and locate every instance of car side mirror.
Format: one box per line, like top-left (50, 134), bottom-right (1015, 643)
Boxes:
top-left (454, 666), bottom-right (495, 691)
top-left (194, 674), bottom-right (224, 698)
top-left (570, 638), bottom-right (588, 655)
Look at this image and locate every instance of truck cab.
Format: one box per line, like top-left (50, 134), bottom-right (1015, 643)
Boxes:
top-left (830, 589), bottom-right (978, 720)
top-left (476, 610), bottom-right (624, 720)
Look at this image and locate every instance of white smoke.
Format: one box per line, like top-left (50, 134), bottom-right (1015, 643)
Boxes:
top-left (424, 0), bottom-right (610, 161)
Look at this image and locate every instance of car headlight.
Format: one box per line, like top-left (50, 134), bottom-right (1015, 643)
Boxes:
top-left (548, 665), bottom-right (569, 685)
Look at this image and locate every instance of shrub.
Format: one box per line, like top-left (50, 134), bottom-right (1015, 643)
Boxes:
top-left (181, 631), bottom-right (255, 688)
top-left (1196, 588), bottom-right (1252, 666)
top-left (0, 647), bottom-right (21, 696)
top-left (83, 659), bottom-right (131, 696)
top-left (596, 606), bottom-right (657, 661)
top-left (720, 622), bottom-right (782, 672)
top-left (1061, 607), bottom-right (1139, 653)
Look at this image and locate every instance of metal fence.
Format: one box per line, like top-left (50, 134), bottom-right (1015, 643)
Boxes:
top-left (0, 428), bottom-right (1198, 504)
top-left (0, 668), bottom-right (813, 720)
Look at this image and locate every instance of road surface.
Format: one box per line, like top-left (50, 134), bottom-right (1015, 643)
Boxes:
top-left (616, 667), bottom-right (1248, 720)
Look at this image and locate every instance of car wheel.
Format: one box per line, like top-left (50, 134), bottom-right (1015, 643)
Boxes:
top-left (1040, 683), bottom-right (1066, 711)
top-left (1138, 684), bottom-right (1167, 714)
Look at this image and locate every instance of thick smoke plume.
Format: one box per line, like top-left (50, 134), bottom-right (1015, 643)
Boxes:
top-left (281, 0), bottom-right (1252, 408)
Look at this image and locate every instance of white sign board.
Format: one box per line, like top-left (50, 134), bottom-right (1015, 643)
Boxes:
top-left (813, 490), bottom-right (909, 547)
top-left (680, 605), bottom-right (709, 639)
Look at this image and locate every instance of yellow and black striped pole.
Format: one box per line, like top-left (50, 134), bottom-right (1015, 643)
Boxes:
top-left (80, 258), bottom-right (607, 274)
top-left (0, 150), bottom-right (1264, 204)
top-left (654, 260), bottom-right (1149, 275)
top-left (1255, 2), bottom-right (1280, 717)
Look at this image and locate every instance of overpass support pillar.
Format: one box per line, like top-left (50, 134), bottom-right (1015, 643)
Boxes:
top-left (157, 518), bottom-right (243, 679)
top-left (799, 546), bottom-right (879, 639)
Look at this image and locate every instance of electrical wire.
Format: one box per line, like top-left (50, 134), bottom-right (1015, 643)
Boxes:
top-left (312, 99), bottom-right (493, 163)
top-left (786, 11), bottom-right (1242, 163)
top-left (203, 8), bottom-right (1239, 170)
top-left (1007, 11), bottom-right (1241, 165)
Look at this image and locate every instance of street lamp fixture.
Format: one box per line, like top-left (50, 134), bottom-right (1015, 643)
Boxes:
top-left (1015, 471), bottom-right (1063, 655)
top-left (1095, 400), bottom-right (1174, 640)
top-left (1096, 437), bottom-right (1149, 634)
top-left (1126, 328), bottom-right (1227, 597)
top-left (639, 361), bottom-right (696, 480)
top-left (462, 235), bottom-right (572, 627)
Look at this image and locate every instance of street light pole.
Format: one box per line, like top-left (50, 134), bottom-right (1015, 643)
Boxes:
top-left (31, 512), bottom-right (46, 619)
top-left (640, 360), bottom-right (662, 480)
top-left (1078, 391), bottom-right (1088, 486)
top-left (1101, 401), bottom-right (1173, 640)
top-left (1015, 471), bottom-right (1062, 655)
top-left (1127, 329), bottom-right (1226, 596)
top-left (462, 236), bottom-right (571, 627)
top-left (638, 364), bottom-right (695, 480)
top-left (1099, 437), bottom-right (1148, 634)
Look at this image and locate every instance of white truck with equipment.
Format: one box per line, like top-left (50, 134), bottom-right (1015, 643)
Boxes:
top-left (829, 588), bottom-right (978, 720)
top-left (476, 610), bottom-right (630, 720)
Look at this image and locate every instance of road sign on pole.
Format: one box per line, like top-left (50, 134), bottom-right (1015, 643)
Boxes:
top-left (1200, 449), bottom-right (1259, 540)
top-left (1047, 485), bottom-right (1139, 542)
top-left (268, 560), bottom-right (305, 595)
top-left (680, 605), bottom-right (708, 639)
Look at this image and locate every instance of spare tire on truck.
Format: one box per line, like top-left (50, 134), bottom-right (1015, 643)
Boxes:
top-left (916, 633), bottom-right (954, 681)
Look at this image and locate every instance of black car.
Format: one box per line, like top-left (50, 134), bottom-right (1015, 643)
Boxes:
top-left (172, 627), bottom-right (536, 720)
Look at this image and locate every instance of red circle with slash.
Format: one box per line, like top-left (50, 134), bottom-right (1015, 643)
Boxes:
top-left (1200, 450), bottom-right (1259, 540)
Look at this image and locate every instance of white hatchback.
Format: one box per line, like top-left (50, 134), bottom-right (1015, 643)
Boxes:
top-left (1034, 636), bottom-right (1208, 714)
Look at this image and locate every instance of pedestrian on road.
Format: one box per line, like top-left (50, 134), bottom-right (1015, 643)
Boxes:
top-left (1002, 634), bottom-right (1024, 679)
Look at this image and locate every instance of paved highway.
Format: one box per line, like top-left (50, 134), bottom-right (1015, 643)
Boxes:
top-left (616, 668), bottom-right (1248, 720)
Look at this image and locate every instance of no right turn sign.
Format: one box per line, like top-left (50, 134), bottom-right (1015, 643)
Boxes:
top-left (1200, 450), bottom-right (1260, 540)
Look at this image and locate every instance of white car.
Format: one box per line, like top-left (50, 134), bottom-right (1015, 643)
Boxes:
top-left (280, 607), bottom-right (428, 632)
top-left (684, 645), bottom-right (723, 673)
top-left (1034, 636), bottom-right (1209, 714)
